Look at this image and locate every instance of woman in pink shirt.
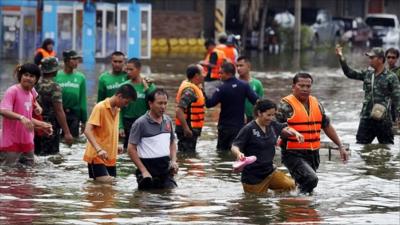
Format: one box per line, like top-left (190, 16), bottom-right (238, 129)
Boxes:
top-left (0, 63), bottom-right (52, 166)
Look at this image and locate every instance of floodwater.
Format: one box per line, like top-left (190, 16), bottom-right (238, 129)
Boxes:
top-left (0, 48), bottom-right (399, 225)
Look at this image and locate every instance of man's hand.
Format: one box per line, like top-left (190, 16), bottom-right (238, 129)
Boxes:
top-left (119, 129), bottom-right (125, 138)
top-left (80, 123), bottom-right (86, 135)
top-left (335, 45), bottom-right (343, 58)
top-left (118, 145), bottom-right (124, 154)
top-left (183, 127), bottom-right (193, 137)
top-left (142, 170), bottom-right (152, 179)
top-left (64, 132), bottom-right (74, 146)
top-left (339, 146), bottom-right (349, 163)
top-left (97, 149), bottom-right (109, 160)
top-left (169, 161), bottom-right (179, 175)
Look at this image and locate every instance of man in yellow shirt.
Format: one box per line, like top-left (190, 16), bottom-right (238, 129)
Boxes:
top-left (83, 84), bottom-right (137, 183)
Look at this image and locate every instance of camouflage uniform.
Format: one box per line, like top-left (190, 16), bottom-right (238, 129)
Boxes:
top-left (175, 88), bottom-right (202, 152)
top-left (34, 78), bottom-right (63, 155)
top-left (339, 58), bottom-right (400, 144)
top-left (389, 66), bottom-right (400, 122)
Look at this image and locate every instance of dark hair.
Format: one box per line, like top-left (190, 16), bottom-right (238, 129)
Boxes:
top-left (127, 57), bottom-right (141, 69)
top-left (218, 35), bottom-right (227, 44)
top-left (385, 48), bottom-right (399, 58)
top-left (115, 84), bottom-right (137, 100)
top-left (41, 38), bottom-right (54, 49)
top-left (17, 63), bottom-right (41, 84)
top-left (186, 64), bottom-right (201, 80)
top-left (111, 51), bottom-right (125, 58)
top-left (254, 98), bottom-right (277, 117)
top-left (221, 62), bottom-right (236, 76)
top-left (237, 55), bottom-right (250, 63)
top-left (147, 88), bottom-right (168, 103)
top-left (293, 72), bottom-right (313, 84)
top-left (205, 39), bottom-right (216, 48)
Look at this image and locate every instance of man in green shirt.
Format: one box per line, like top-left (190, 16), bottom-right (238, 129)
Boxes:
top-left (336, 46), bottom-right (400, 144)
top-left (120, 58), bottom-right (156, 149)
top-left (55, 50), bottom-right (87, 138)
top-left (237, 56), bottom-right (264, 122)
top-left (97, 51), bottom-right (128, 102)
top-left (385, 48), bottom-right (400, 122)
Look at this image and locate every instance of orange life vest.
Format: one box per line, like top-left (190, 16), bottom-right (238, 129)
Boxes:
top-left (36, 48), bottom-right (56, 58)
top-left (216, 44), bottom-right (236, 63)
top-left (204, 48), bottom-right (226, 79)
top-left (175, 80), bottom-right (205, 128)
top-left (283, 94), bottom-right (322, 150)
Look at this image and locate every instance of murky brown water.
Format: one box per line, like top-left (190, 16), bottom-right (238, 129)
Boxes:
top-left (0, 48), bottom-right (399, 224)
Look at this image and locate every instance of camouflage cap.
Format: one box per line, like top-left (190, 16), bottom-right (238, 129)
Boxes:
top-left (41, 57), bottom-right (59, 74)
top-left (365, 47), bottom-right (385, 58)
top-left (62, 50), bottom-right (81, 60)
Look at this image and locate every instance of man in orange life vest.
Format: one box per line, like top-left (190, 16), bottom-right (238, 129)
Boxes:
top-left (34, 38), bottom-right (56, 65)
top-left (200, 39), bottom-right (226, 98)
top-left (216, 33), bottom-right (238, 64)
top-left (276, 73), bottom-right (349, 194)
top-left (175, 64), bottom-right (205, 152)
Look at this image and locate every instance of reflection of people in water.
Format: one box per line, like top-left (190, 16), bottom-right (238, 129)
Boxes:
top-left (0, 170), bottom-right (39, 224)
top-left (277, 198), bottom-right (321, 223)
top-left (83, 184), bottom-right (117, 221)
top-left (359, 144), bottom-right (397, 180)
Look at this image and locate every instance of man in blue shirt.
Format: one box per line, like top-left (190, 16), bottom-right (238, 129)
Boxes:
top-left (206, 62), bottom-right (259, 151)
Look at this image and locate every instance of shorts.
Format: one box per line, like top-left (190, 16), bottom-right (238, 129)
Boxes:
top-left (242, 170), bottom-right (295, 194)
top-left (204, 80), bottom-right (223, 98)
top-left (88, 163), bottom-right (116, 179)
top-left (0, 151), bottom-right (35, 166)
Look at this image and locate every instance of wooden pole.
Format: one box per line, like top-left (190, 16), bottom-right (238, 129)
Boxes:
top-left (294, 0), bottom-right (301, 51)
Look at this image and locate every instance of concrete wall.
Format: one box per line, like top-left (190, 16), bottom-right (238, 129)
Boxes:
top-left (150, 1), bottom-right (204, 38)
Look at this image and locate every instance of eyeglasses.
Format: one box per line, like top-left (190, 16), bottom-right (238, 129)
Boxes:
top-left (387, 56), bottom-right (397, 59)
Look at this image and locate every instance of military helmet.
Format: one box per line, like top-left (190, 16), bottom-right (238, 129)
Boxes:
top-left (41, 57), bottom-right (59, 74)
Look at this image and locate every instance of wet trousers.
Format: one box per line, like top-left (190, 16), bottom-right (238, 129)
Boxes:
top-left (242, 169), bottom-right (295, 194)
top-left (356, 118), bottom-right (394, 144)
top-left (282, 150), bottom-right (320, 194)
top-left (217, 127), bottom-right (241, 151)
top-left (176, 126), bottom-right (202, 152)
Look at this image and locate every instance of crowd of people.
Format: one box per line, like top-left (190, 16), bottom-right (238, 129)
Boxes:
top-left (0, 36), bottom-right (399, 194)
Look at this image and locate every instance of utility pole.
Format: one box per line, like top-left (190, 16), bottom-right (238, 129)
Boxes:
top-left (214, 0), bottom-right (226, 39)
top-left (294, 0), bottom-right (301, 51)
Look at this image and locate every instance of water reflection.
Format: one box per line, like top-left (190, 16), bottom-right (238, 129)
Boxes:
top-left (82, 184), bottom-right (117, 222)
top-left (358, 144), bottom-right (398, 180)
top-left (0, 169), bottom-right (40, 224)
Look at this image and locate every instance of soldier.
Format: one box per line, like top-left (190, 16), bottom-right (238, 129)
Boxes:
top-left (34, 57), bottom-right (74, 156)
top-left (385, 48), bottom-right (400, 123)
top-left (336, 46), bottom-right (400, 144)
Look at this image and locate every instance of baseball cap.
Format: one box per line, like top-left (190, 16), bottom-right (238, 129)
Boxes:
top-left (40, 57), bottom-right (59, 74)
top-left (63, 50), bottom-right (81, 60)
top-left (365, 47), bottom-right (385, 58)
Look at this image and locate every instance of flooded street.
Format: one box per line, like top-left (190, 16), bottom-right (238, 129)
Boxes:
top-left (0, 49), bottom-right (399, 224)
